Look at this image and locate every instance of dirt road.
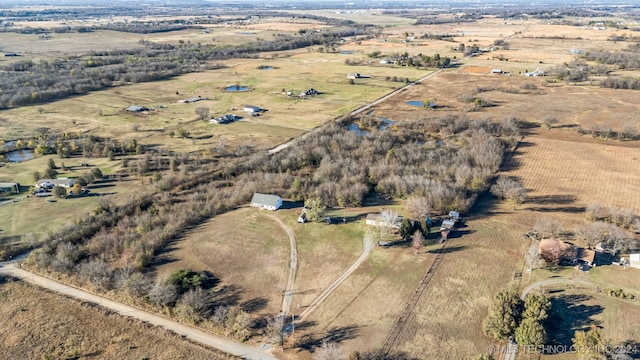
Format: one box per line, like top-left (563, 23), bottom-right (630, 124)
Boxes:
top-left (298, 236), bottom-right (374, 320)
top-left (0, 262), bottom-right (278, 360)
top-left (267, 214), bottom-right (298, 316)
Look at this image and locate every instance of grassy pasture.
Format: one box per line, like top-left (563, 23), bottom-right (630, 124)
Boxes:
top-left (0, 278), bottom-right (230, 360)
top-left (0, 154), bottom-right (143, 249)
top-left (286, 10), bottom-right (416, 27)
top-left (0, 52), bottom-right (427, 149)
top-left (152, 207), bottom-right (290, 317)
top-left (537, 287), bottom-right (640, 360)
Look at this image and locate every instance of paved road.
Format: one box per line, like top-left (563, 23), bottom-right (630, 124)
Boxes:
top-left (298, 236), bottom-right (374, 320)
top-left (0, 262), bottom-right (278, 360)
top-left (267, 214), bottom-right (298, 316)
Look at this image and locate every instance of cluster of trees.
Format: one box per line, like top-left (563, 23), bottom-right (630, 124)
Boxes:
top-left (483, 289), bottom-right (550, 351)
top-left (600, 76), bottom-right (640, 90)
top-left (490, 176), bottom-right (527, 208)
top-left (586, 204), bottom-right (640, 231)
top-left (0, 27), bottom-right (367, 108)
top-left (577, 123), bottom-right (639, 140)
top-left (6, 132), bottom-right (143, 159)
top-left (230, 115), bottom-right (518, 211)
top-left (585, 46), bottom-right (640, 70)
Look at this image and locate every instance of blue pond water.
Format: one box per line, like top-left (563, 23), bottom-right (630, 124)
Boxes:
top-left (224, 85), bottom-right (251, 92)
top-left (340, 51), bottom-right (354, 54)
top-left (348, 117), bottom-right (397, 136)
top-left (5, 149), bottom-right (35, 162)
top-left (407, 100), bottom-right (424, 107)
top-left (258, 66), bottom-right (273, 70)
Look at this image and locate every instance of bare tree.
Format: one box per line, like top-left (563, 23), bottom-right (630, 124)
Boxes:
top-left (412, 230), bottom-right (425, 254)
top-left (78, 259), bottom-right (113, 290)
top-left (267, 314), bottom-right (286, 349)
top-left (533, 218), bottom-right (563, 238)
top-left (542, 115), bottom-right (559, 130)
top-left (195, 106), bottom-right (210, 120)
top-left (314, 342), bottom-right (346, 360)
top-left (525, 243), bottom-right (545, 277)
top-left (575, 222), bottom-right (609, 247)
top-left (381, 209), bottom-right (399, 229)
top-left (491, 176), bottom-right (527, 209)
top-left (406, 196), bottom-right (432, 220)
top-left (149, 282), bottom-right (178, 307)
top-left (177, 288), bottom-right (210, 322)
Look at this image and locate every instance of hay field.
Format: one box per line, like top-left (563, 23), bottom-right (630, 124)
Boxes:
top-left (504, 132), bottom-right (640, 213)
top-left (0, 277), bottom-right (232, 360)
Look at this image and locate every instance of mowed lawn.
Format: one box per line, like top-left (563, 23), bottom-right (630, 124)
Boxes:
top-left (0, 278), bottom-right (230, 360)
top-left (537, 287), bottom-right (640, 360)
top-left (153, 207), bottom-right (290, 317)
top-left (0, 155), bottom-right (142, 244)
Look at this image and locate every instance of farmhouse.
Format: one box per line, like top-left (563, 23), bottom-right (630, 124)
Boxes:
top-left (0, 182), bottom-right (20, 194)
top-left (243, 105), bottom-right (262, 113)
top-left (539, 238), bottom-right (596, 267)
top-left (365, 213), bottom-right (402, 228)
top-left (250, 193), bottom-right (282, 211)
top-left (36, 178), bottom-right (75, 189)
top-left (210, 114), bottom-right (240, 124)
top-left (630, 254), bottom-right (640, 269)
top-left (126, 105), bottom-right (151, 112)
top-left (491, 68), bottom-right (504, 74)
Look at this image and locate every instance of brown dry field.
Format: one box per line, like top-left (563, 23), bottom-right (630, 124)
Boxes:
top-left (505, 129), bottom-right (640, 213)
top-left (373, 71), bottom-right (640, 133)
top-left (388, 208), bottom-right (529, 360)
top-left (153, 207), bottom-right (290, 317)
top-left (0, 277), bottom-right (232, 360)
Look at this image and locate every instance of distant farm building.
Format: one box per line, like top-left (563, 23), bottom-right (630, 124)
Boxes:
top-left (126, 105), bottom-right (151, 112)
top-left (300, 88), bottom-right (318, 97)
top-left (4, 53), bottom-right (19, 57)
top-left (243, 105), bottom-right (262, 113)
top-left (491, 68), bottom-right (504, 74)
top-left (524, 68), bottom-right (545, 77)
top-left (178, 96), bottom-right (206, 103)
top-left (251, 193), bottom-right (282, 211)
top-left (0, 182), bottom-right (20, 194)
top-left (36, 178), bottom-right (75, 189)
top-left (347, 73), bottom-right (370, 79)
top-left (365, 213), bottom-right (402, 228)
top-left (210, 114), bottom-right (240, 125)
top-left (629, 254), bottom-right (640, 269)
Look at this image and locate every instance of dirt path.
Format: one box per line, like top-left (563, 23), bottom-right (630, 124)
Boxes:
top-left (0, 262), bottom-right (278, 360)
top-left (298, 236), bottom-right (374, 320)
top-left (520, 278), bottom-right (595, 299)
top-left (266, 214), bottom-right (298, 316)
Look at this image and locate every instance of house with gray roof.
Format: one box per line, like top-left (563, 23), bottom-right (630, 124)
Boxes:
top-left (251, 193), bottom-right (282, 211)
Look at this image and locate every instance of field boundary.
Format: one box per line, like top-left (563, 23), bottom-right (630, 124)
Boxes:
top-left (376, 239), bottom-right (450, 357)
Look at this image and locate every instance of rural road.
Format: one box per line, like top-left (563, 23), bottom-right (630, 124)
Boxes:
top-left (0, 261), bottom-right (278, 360)
top-left (267, 214), bottom-right (298, 316)
top-left (298, 236), bottom-right (374, 320)
top-left (520, 278), bottom-right (595, 299)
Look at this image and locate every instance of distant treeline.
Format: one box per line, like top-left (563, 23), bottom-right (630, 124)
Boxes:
top-left (584, 43), bottom-right (640, 70)
top-left (0, 26), bottom-right (367, 109)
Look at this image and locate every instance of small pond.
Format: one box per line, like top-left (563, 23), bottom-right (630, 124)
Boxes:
top-left (348, 117), bottom-right (397, 136)
top-left (258, 66), bottom-right (273, 70)
top-left (5, 149), bottom-right (35, 162)
top-left (224, 85), bottom-right (251, 92)
top-left (407, 100), bottom-right (424, 107)
top-left (340, 51), bottom-right (354, 54)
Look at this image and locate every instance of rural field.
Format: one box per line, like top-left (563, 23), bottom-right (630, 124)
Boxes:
top-left (1, 4), bottom-right (640, 360)
top-left (0, 276), bottom-right (233, 360)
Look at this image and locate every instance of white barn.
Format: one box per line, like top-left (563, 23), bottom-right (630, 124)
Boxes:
top-left (251, 193), bottom-right (282, 211)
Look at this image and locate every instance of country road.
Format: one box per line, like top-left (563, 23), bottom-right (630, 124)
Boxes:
top-left (267, 214), bottom-right (298, 316)
top-left (0, 261), bottom-right (278, 360)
